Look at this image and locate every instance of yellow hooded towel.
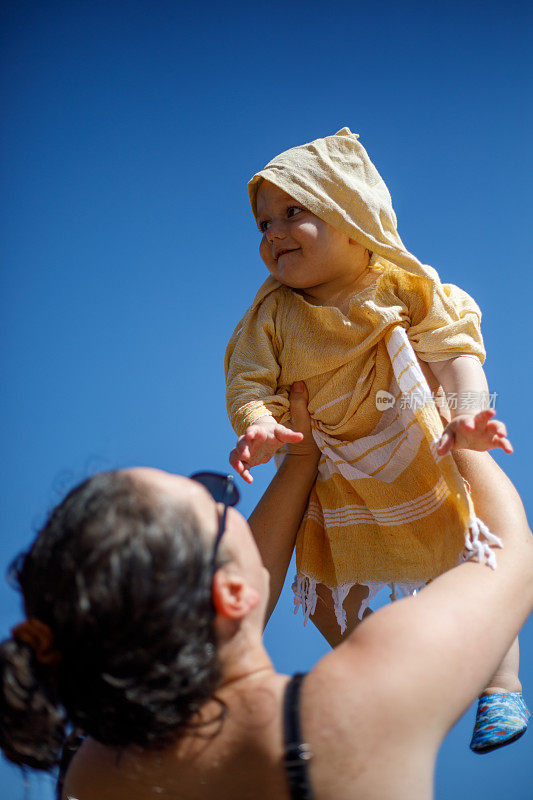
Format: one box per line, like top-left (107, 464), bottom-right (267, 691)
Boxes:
top-left (225, 128), bottom-right (502, 631)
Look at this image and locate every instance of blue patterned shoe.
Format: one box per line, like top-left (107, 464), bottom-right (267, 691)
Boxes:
top-left (470, 691), bottom-right (531, 754)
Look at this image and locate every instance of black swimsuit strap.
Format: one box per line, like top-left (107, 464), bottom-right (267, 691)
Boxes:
top-left (283, 672), bottom-right (314, 800)
top-left (56, 729), bottom-right (85, 800)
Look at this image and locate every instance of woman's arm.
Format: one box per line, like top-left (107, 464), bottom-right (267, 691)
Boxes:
top-left (247, 383), bottom-right (320, 625)
top-left (333, 449), bottom-right (533, 743)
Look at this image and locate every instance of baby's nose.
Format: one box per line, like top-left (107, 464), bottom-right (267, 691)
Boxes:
top-left (265, 220), bottom-right (286, 241)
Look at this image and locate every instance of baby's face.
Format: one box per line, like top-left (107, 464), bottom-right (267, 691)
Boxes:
top-left (256, 181), bottom-right (367, 291)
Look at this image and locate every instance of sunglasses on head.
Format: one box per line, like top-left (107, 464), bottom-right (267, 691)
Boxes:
top-left (189, 472), bottom-right (240, 566)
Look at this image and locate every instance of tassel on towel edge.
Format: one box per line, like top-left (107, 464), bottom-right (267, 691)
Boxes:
top-left (292, 574), bottom-right (318, 626)
top-left (461, 516), bottom-right (503, 570)
top-left (292, 576), bottom-right (425, 635)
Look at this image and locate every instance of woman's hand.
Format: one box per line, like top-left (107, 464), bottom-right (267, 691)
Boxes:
top-left (436, 408), bottom-right (513, 456)
top-left (247, 381), bottom-right (319, 624)
top-left (286, 382), bottom-right (320, 459)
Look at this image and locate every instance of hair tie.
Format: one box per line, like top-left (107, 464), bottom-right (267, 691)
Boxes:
top-left (11, 618), bottom-right (62, 667)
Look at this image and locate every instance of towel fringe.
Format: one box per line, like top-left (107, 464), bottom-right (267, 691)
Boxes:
top-left (461, 516), bottom-right (503, 569)
top-left (331, 584), bottom-right (355, 633)
top-left (292, 576), bottom-right (425, 634)
top-left (357, 582), bottom-right (384, 621)
top-left (292, 574), bottom-right (318, 625)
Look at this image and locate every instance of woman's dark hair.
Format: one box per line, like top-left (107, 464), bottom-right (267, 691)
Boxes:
top-left (0, 470), bottom-right (223, 770)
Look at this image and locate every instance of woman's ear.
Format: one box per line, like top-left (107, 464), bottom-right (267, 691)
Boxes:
top-left (212, 570), bottom-right (260, 620)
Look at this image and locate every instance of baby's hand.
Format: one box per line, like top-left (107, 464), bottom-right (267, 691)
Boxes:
top-left (229, 415), bottom-right (304, 484)
top-left (436, 408), bottom-right (513, 456)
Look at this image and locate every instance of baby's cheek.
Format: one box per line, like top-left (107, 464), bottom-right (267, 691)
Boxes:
top-left (259, 239), bottom-right (276, 273)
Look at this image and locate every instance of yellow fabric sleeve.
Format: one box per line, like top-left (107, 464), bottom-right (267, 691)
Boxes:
top-left (401, 273), bottom-right (486, 364)
top-left (224, 290), bottom-right (290, 436)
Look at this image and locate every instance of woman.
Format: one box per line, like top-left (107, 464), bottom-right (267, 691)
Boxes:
top-left (1, 387), bottom-right (532, 800)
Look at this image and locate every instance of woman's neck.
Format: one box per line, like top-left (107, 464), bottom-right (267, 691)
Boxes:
top-left (216, 627), bottom-right (275, 692)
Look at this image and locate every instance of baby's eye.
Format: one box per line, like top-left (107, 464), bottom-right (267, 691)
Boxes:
top-left (287, 206), bottom-right (304, 219)
top-left (258, 220), bottom-right (270, 233)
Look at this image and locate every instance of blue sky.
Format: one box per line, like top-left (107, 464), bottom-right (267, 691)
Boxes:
top-left (1, 1), bottom-right (532, 797)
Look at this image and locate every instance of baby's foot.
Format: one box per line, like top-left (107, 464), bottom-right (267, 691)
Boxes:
top-left (469, 691), bottom-right (531, 754)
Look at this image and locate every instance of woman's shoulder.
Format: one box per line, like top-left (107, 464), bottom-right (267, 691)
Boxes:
top-left (299, 650), bottom-right (435, 798)
top-left (62, 737), bottom-right (120, 799)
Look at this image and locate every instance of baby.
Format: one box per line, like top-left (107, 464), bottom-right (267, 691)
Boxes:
top-left (225, 128), bottom-right (529, 753)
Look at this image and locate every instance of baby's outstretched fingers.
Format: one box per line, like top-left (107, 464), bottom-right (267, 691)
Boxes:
top-left (473, 408), bottom-right (496, 428)
top-left (491, 433), bottom-right (514, 455)
top-left (229, 448), bottom-right (253, 483)
top-left (229, 416), bottom-right (287, 476)
top-left (238, 442), bottom-right (251, 461)
top-left (473, 409), bottom-right (513, 453)
top-left (485, 418), bottom-right (507, 438)
top-left (274, 423), bottom-right (304, 444)
top-left (241, 467), bottom-right (253, 483)
top-left (233, 432), bottom-right (254, 462)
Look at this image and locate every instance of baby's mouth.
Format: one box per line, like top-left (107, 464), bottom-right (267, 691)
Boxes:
top-left (275, 248), bottom-right (299, 260)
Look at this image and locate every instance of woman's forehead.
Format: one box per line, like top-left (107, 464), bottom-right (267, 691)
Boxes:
top-left (124, 468), bottom-right (213, 507)
top-left (125, 468), bottom-right (219, 532)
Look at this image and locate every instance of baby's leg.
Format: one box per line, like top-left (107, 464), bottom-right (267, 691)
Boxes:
top-left (310, 583), bottom-right (372, 648)
top-left (452, 450), bottom-right (523, 695)
top-left (484, 636), bottom-right (521, 693)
